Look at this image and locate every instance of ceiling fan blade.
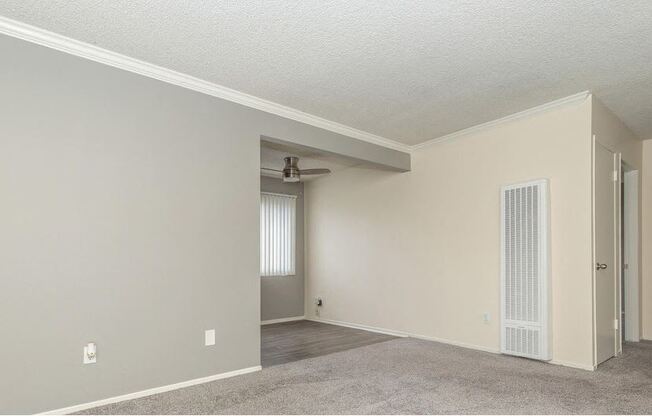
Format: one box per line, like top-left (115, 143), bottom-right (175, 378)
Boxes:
top-left (260, 167), bottom-right (283, 173)
top-left (300, 168), bottom-right (331, 175)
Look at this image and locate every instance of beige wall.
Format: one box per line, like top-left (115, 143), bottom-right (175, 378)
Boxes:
top-left (643, 141), bottom-right (652, 339)
top-left (306, 98), bottom-right (596, 369)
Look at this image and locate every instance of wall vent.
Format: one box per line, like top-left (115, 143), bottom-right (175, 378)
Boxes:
top-left (500, 179), bottom-right (551, 361)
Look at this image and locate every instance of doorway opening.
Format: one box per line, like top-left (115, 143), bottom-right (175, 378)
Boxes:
top-left (593, 137), bottom-right (641, 367)
top-left (259, 137), bottom-right (389, 367)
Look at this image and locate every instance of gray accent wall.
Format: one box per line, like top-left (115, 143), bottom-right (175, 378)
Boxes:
top-left (0, 34), bottom-right (409, 414)
top-left (260, 176), bottom-right (305, 321)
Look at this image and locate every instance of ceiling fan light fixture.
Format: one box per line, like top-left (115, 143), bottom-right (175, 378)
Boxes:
top-left (283, 173), bottom-right (300, 182)
top-left (282, 156), bottom-right (301, 182)
top-left (259, 155), bottom-right (331, 182)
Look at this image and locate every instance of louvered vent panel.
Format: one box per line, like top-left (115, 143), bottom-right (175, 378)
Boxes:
top-left (504, 326), bottom-right (540, 357)
top-left (501, 180), bottom-right (550, 361)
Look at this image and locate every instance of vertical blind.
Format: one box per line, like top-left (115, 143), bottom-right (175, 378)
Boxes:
top-left (260, 192), bottom-right (296, 276)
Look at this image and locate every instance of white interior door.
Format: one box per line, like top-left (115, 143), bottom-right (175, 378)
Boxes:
top-left (594, 140), bottom-right (617, 365)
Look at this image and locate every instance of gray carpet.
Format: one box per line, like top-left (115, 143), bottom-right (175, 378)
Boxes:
top-left (79, 338), bottom-right (652, 414)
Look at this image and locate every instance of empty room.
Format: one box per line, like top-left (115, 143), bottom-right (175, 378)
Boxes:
top-left (1, 2), bottom-right (651, 415)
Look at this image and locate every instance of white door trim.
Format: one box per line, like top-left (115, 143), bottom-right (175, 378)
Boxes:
top-left (616, 153), bottom-right (622, 355)
top-left (623, 169), bottom-right (640, 342)
top-left (591, 135), bottom-right (597, 366)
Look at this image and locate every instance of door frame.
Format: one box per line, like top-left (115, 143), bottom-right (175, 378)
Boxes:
top-left (623, 167), bottom-right (640, 342)
top-left (591, 135), bottom-right (619, 366)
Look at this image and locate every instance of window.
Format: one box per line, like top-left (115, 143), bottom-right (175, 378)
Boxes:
top-left (260, 192), bottom-right (296, 276)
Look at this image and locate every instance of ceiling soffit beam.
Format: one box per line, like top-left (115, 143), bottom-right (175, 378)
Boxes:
top-left (260, 136), bottom-right (408, 172)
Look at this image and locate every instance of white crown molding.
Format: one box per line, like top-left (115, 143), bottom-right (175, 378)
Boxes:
top-left (0, 16), bottom-right (592, 155)
top-left (411, 91), bottom-right (592, 151)
top-left (0, 16), bottom-right (411, 153)
top-left (38, 365), bottom-right (262, 414)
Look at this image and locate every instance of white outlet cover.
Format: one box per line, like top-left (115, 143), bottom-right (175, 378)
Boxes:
top-left (83, 344), bottom-right (97, 364)
top-left (205, 329), bottom-right (215, 346)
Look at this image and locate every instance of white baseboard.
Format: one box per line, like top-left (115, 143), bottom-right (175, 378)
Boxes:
top-left (308, 317), bottom-right (409, 338)
top-left (309, 317), bottom-right (499, 353)
top-left (414, 332), bottom-right (593, 370)
top-left (39, 365), bottom-right (262, 415)
top-left (549, 360), bottom-right (596, 371)
top-left (310, 317), bottom-right (595, 371)
top-left (409, 333), bottom-right (501, 354)
top-left (261, 315), bottom-right (305, 325)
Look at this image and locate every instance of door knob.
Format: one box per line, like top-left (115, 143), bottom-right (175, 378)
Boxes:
top-left (596, 263), bottom-right (608, 270)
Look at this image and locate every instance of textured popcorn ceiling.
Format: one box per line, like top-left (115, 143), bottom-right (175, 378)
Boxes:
top-left (2, 1), bottom-right (651, 144)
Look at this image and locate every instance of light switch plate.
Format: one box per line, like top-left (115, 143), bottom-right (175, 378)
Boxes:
top-left (205, 329), bottom-right (215, 346)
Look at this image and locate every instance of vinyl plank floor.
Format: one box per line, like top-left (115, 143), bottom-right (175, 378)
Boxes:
top-left (261, 320), bottom-right (396, 367)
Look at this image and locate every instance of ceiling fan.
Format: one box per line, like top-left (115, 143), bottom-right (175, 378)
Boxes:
top-left (261, 156), bottom-right (331, 182)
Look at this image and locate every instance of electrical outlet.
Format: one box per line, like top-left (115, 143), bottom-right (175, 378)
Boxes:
top-left (314, 298), bottom-right (323, 317)
top-left (205, 329), bottom-right (215, 346)
top-left (83, 342), bottom-right (97, 364)
top-left (483, 312), bottom-right (491, 324)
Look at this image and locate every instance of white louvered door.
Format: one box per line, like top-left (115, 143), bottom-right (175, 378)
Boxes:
top-left (500, 179), bottom-right (551, 360)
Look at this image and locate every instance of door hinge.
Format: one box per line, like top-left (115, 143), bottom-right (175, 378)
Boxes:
top-left (614, 319), bottom-right (619, 330)
top-left (613, 170), bottom-right (618, 182)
